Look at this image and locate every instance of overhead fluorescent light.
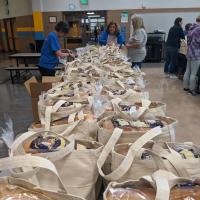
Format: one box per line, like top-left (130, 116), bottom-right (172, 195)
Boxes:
top-left (88, 15), bottom-right (100, 18)
top-left (87, 12), bottom-right (95, 15)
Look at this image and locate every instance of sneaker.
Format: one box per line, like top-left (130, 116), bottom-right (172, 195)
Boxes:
top-left (169, 75), bottom-right (178, 79)
top-left (183, 88), bottom-right (189, 92)
top-left (164, 73), bottom-right (170, 78)
top-left (189, 91), bottom-right (198, 96)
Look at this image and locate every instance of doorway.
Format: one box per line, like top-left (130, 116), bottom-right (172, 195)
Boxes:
top-left (63, 11), bottom-right (107, 48)
top-left (3, 18), bottom-right (16, 52)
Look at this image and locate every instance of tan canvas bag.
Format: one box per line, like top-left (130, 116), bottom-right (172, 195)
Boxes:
top-left (11, 131), bottom-right (103, 200)
top-left (156, 171), bottom-right (200, 199)
top-left (99, 98), bottom-right (166, 121)
top-left (97, 127), bottom-right (179, 182)
top-left (97, 127), bottom-right (197, 183)
top-left (149, 141), bottom-right (200, 178)
top-left (104, 88), bottom-right (149, 103)
top-left (103, 170), bottom-right (175, 200)
top-left (38, 99), bottom-right (87, 124)
top-left (0, 155), bottom-right (85, 200)
top-left (111, 141), bottom-right (200, 182)
top-left (111, 98), bottom-right (166, 118)
top-left (30, 105), bottom-right (98, 141)
top-left (46, 82), bottom-right (92, 103)
top-left (98, 114), bottom-right (177, 145)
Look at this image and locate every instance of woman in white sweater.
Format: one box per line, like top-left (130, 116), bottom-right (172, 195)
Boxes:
top-left (126, 15), bottom-right (147, 68)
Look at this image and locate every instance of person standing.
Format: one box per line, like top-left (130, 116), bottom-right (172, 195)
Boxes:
top-left (38, 21), bottom-right (74, 76)
top-left (164, 17), bottom-right (185, 78)
top-left (176, 23), bottom-right (192, 79)
top-left (126, 15), bottom-right (147, 69)
top-left (98, 22), bottom-right (125, 46)
top-left (183, 16), bottom-right (200, 96)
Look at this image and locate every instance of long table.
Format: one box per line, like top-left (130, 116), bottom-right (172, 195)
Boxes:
top-left (9, 53), bottom-right (41, 67)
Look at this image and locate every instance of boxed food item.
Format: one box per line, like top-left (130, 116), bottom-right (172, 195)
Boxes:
top-left (24, 76), bottom-right (63, 122)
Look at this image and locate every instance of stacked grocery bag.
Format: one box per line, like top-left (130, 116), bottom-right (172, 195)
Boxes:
top-left (1, 44), bottom-right (200, 200)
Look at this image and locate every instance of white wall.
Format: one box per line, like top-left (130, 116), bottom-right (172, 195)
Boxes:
top-left (0, 0), bottom-right (32, 19)
top-left (139, 12), bottom-right (200, 35)
top-left (41, 0), bottom-right (200, 11)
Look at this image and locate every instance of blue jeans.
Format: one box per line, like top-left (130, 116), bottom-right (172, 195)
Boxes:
top-left (39, 67), bottom-right (55, 76)
top-left (132, 62), bottom-right (142, 69)
top-left (164, 46), bottom-right (178, 74)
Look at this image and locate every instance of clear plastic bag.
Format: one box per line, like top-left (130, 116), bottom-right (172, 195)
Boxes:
top-left (0, 114), bottom-right (14, 149)
top-left (107, 187), bottom-right (153, 200)
top-left (133, 65), bottom-right (142, 73)
top-left (38, 92), bottom-right (49, 125)
top-left (91, 81), bottom-right (109, 118)
top-left (135, 78), bottom-right (146, 89)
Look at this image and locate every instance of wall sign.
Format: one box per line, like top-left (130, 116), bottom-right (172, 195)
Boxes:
top-left (80, 0), bottom-right (88, 5)
top-left (49, 16), bottom-right (57, 23)
top-left (121, 12), bottom-right (129, 23)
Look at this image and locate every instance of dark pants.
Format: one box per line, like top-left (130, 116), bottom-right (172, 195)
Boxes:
top-left (164, 46), bottom-right (178, 74)
top-left (132, 62), bottom-right (142, 69)
top-left (176, 53), bottom-right (187, 77)
top-left (39, 67), bottom-right (55, 76)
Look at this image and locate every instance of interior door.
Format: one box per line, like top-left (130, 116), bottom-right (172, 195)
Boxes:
top-left (4, 18), bottom-right (16, 52)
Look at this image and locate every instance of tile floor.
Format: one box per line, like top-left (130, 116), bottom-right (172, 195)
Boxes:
top-left (143, 64), bottom-right (200, 143)
top-left (0, 60), bottom-right (200, 158)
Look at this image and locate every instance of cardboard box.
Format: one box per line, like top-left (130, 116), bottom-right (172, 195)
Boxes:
top-left (24, 76), bottom-right (63, 122)
top-left (42, 76), bottom-right (63, 83)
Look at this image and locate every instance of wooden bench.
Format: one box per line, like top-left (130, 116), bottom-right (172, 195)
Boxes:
top-left (5, 66), bottom-right (62, 84)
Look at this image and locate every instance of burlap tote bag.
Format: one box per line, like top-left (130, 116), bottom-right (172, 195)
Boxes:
top-left (11, 131), bottom-right (103, 200)
top-left (0, 155), bottom-right (85, 199)
top-left (98, 113), bottom-right (177, 145)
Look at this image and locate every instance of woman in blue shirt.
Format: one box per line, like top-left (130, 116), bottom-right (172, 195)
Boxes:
top-left (99, 22), bottom-right (125, 46)
top-left (39, 21), bottom-right (74, 76)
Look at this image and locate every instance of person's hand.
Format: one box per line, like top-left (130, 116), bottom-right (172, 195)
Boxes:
top-left (68, 50), bottom-right (76, 58)
top-left (69, 52), bottom-right (75, 58)
top-left (60, 53), bottom-right (69, 58)
top-left (126, 43), bottom-right (131, 48)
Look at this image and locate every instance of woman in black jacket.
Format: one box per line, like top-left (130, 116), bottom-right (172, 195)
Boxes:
top-left (164, 17), bottom-right (185, 79)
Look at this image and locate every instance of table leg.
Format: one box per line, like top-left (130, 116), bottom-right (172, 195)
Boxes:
top-left (9, 70), bottom-right (14, 84)
top-left (16, 58), bottom-right (19, 67)
top-left (15, 69), bottom-right (20, 81)
top-left (24, 58), bottom-right (29, 73)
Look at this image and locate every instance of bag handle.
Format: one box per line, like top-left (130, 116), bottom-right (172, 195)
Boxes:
top-left (97, 126), bottom-right (162, 181)
top-left (0, 155), bottom-right (68, 193)
top-left (10, 131), bottom-right (75, 162)
top-left (151, 143), bottom-right (190, 177)
top-left (45, 104), bottom-right (84, 131)
top-left (116, 80), bottom-right (125, 90)
top-left (111, 99), bottom-right (148, 121)
top-left (141, 99), bottom-right (151, 108)
top-left (59, 119), bottom-right (83, 137)
top-left (51, 100), bottom-right (67, 112)
top-left (10, 131), bottom-right (75, 180)
top-left (152, 170), bottom-right (192, 200)
top-left (47, 82), bottom-right (66, 94)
